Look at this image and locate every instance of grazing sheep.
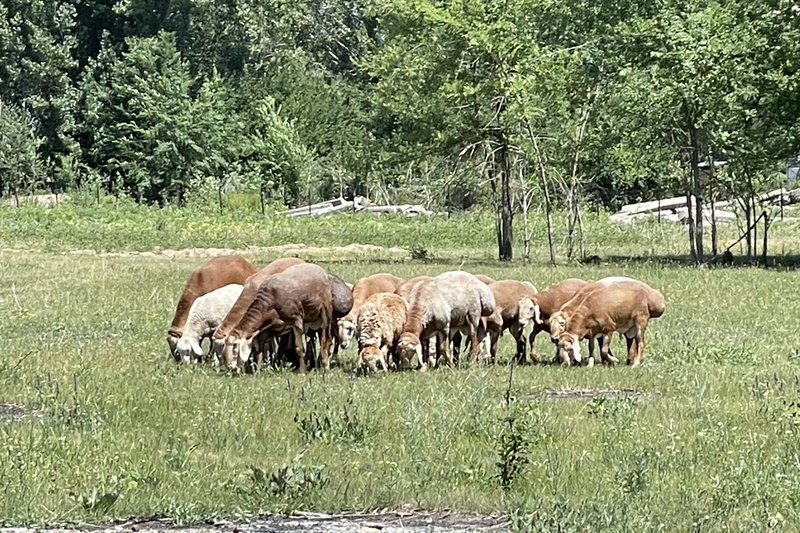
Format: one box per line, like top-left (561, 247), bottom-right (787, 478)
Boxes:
top-left (549, 276), bottom-right (643, 347)
top-left (356, 292), bottom-right (408, 373)
top-left (336, 273), bottom-right (405, 352)
top-left (526, 278), bottom-right (591, 364)
top-left (475, 275), bottom-right (496, 285)
top-left (554, 279), bottom-right (666, 367)
top-left (222, 263), bottom-right (334, 374)
top-left (482, 280), bottom-right (541, 363)
top-left (174, 284), bottom-right (244, 364)
top-left (167, 255), bottom-right (258, 359)
top-left (211, 257), bottom-right (306, 370)
top-left (396, 271), bottom-right (495, 370)
top-left (305, 273), bottom-right (355, 369)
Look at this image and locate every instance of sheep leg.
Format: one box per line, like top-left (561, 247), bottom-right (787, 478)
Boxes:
top-left (510, 323), bottom-right (526, 363)
top-left (451, 330), bottom-right (462, 366)
top-left (379, 345), bottom-right (389, 372)
top-left (585, 337), bottom-right (595, 367)
top-left (631, 322), bottom-right (647, 367)
top-left (438, 329), bottom-right (453, 368)
top-left (625, 335), bottom-right (637, 366)
top-left (467, 321), bottom-right (481, 366)
top-left (526, 325), bottom-right (540, 364)
top-left (599, 336), bottom-right (619, 365)
top-left (319, 326), bottom-right (332, 371)
top-left (293, 326), bottom-right (308, 375)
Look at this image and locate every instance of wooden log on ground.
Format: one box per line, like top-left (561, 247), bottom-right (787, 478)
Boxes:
top-left (283, 197), bottom-right (347, 216)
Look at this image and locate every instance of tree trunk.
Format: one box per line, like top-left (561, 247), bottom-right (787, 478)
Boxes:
top-left (689, 123), bottom-right (704, 263)
top-left (260, 188), bottom-right (266, 215)
top-left (498, 138), bottom-right (513, 261)
top-left (685, 171), bottom-right (697, 263)
top-left (743, 197), bottom-right (752, 257)
top-left (710, 170), bottom-right (718, 256)
top-left (762, 211), bottom-right (769, 267)
top-left (751, 196), bottom-right (758, 261)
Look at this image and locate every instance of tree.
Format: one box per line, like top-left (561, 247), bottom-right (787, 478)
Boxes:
top-left (0, 100), bottom-right (45, 204)
top-left (0, 0), bottom-right (78, 170)
top-left (82, 31), bottom-right (204, 203)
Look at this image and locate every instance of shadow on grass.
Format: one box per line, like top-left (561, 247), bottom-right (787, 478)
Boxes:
top-left (316, 252), bottom-right (800, 270)
top-left (600, 254), bottom-right (800, 270)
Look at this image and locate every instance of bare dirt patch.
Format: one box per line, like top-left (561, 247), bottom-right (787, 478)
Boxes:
top-left (52, 243), bottom-right (411, 262)
top-left (0, 511), bottom-right (510, 533)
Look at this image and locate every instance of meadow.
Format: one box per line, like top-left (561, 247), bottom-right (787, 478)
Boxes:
top-left (1, 202), bottom-right (800, 532)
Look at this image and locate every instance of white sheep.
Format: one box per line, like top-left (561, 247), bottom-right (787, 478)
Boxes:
top-left (175, 283), bottom-right (244, 365)
top-left (356, 292), bottom-right (408, 373)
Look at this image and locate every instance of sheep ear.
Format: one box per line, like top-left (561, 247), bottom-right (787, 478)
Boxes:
top-left (533, 303), bottom-right (542, 324)
top-left (191, 339), bottom-right (203, 358)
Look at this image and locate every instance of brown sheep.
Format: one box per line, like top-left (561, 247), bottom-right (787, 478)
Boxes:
top-left (482, 280), bottom-right (540, 364)
top-left (526, 278), bottom-right (590, 364)
top-left (355, 293), bottom-right (408, 373)
top-left (396, 271), bottom-right (495, 370)
top-left (554, 280), bottom-right (666, 367)
top-left (211, 257), bottom-right (305, 370)
top-left (336, 273), bottom-right (405, 351)
top-left (475, 274), bottom-right (496, 285)
top-left (167, 255), bottom-right (258, 359)
top-left (221, 263), bottom-right (334, 374)
top-left (394, 276), bottom-right (436, 360)
top-left (304, 273), bottom-right (355, 370)
top-left (547, 276), bottom-right (639, 365)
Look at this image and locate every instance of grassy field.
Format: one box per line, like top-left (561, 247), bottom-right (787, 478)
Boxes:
top-left (2, 203), bottom-right (800, 531)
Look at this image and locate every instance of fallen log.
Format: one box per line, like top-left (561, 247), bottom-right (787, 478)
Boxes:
top-left (618, 195), bottom-right (730, 216)
top-left (285, 201), bottom-right (355, 218)
top-left (283, 197), bottom-right (348, 216)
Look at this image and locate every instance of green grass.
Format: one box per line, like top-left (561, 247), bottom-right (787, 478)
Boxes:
top-left (4, 197), bottom-right (800, 263)
top-left (2, 204), bottom-right (800, 531)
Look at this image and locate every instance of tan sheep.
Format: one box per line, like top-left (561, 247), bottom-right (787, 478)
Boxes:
top-left (336, 273), bottom-right (405, 352)
top-left (222, 263), bottom-right (334, 374)
top-left (526, 278), bottom-right (591, 364)
top-left (482, 280), bottom-right (541, 363)
top-left (554, 279), bottom-right (666, 367)
top-left (355, 292), bottom-right (408, 373)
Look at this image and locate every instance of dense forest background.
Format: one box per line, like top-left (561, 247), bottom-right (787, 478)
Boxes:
top-left (2, 0), bottom-right (800, 222)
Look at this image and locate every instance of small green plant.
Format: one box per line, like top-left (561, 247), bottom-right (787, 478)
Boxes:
top-left (249, 450), bottom-right (329, 501)
top-left (294, 404), bottom-right (372, 445)
top-left (409, 244), bottom-right (429, 261)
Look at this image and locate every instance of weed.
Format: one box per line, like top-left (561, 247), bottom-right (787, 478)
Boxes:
top-left (249, 450), bottom-right (329, 502)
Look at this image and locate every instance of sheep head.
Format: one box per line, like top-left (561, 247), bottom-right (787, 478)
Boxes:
top-left (556, 332), bottom-right (581, 365)
top-left (517, 297), bottom-right (541, 326)
top-left (222, 335), bottom-right (255, 372)
top-left (548, 311), bottom-right (569, 341)
top-left (358, 345), bottom-right (383, 373)
top-left (396, 332), bottom-right (423, 370)
top-left (175, 337), bottom-right (203, 364)
top-left (337, 317), bottom-right (356, 350)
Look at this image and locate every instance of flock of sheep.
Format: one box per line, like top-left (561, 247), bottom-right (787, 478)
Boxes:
top-left (165, 255), bottom-right (666, 374)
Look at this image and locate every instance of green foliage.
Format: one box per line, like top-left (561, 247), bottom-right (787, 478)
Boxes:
top-left (82, 32), bottom-right (205, 204)
top-left (0, 0), bottom-right (78, 159)
top-left (0, 100), bottom-right (45, 200)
